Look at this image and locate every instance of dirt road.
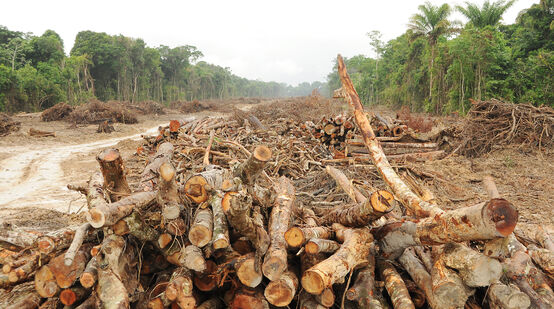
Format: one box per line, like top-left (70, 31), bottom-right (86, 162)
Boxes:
top-left (0, 112), bottom-right (193, 214)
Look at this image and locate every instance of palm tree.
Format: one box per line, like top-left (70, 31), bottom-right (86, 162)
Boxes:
top-left (457, 0), bottom-right (516, 28)
top-left (408, 2), bottom-right (453, 102)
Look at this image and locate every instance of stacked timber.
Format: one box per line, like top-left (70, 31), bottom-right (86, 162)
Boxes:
top-left (0, 55), bottom-right (552, 309)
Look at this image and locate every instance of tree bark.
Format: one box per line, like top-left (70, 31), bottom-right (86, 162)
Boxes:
top-left (301, 224), bottom-right (372, 295)
top-left (141, 142), bottom-right (174, 191)
top-left (441, 242), bottom-right (502, 287)
top-left (60, 286), bottom-right (88, 306)
top-left (165, 267), bottom-right (195, 308)
top-left (377, 258), bottom-right (415, 309)
top-left (376, 198), bottom-right (518, 258)
top-left (305, 238), bottom-right (340, 254)
top-left (285, 226), bottom-right (332, 249)
top-left (184, 166), bottom-right (228, 204)
top-left (321, 190), bottom-right (394, 227)
top-left (80, 256), bottom-right (98, 288)
top-left (87, 190), bottom-right (156, 228)
top-left (430, 246), bottom-right (474, 308)
top-left (233, 145), bottom-right (272, 185)
top-left (325, 166), bottom-right (366, 203)
top-left (96, 148), bottom-right (131, 202)
top-left (189, 208), bottom-right (213, 248)
top-left (64, 222), bottom-right (91, 266)
top-left (263, 176), bottom-right (295, 281)
top-left (210, 192), bottom-right (230, 249)
top-left (398, 247), bottom-right (442, 309)
top-left (488, 282), bottom-right (531, 309)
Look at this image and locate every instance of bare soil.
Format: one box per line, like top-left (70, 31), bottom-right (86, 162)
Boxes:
top-left (0, 100), bottom-right (552, 238)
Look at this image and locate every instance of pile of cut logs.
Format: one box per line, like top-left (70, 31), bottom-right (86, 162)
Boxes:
top-left (1, 55), bottom-right (553, 309)
top-left (314, 112), bottom-right (444, 163)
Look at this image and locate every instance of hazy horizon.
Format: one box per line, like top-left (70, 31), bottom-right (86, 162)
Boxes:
top-left (2, 0), bottom-right (537, 86)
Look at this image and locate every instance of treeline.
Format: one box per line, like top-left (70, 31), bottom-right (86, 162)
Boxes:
top-left (0, 28), bottom-right (327, 113)
top-left (328, 0), bottom-right (553, 113)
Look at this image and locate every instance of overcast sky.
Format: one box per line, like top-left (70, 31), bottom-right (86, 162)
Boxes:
top-left (2, 0), bottom-right (537, 85)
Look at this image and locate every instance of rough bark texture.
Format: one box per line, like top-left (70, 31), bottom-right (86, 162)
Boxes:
top-left (233, 145), bottom-right (272, 185)
top-left (376, 198), bottom-right (518, 258)
top-left (301, 225), bottom-right (372, 295)
top-left (165, 267), bottom-right (195, 308)
top-left (263, 176), bottom-right (295, 281)
top-left (398, 247), bottom-right (442, 309)
top-left (210, 193), bottom-right (230, 249)
top-left (97, 148), bottom-right (131, 202)
top-left (86, 190), bottom-right (156, 228)
top-left (488, 282), bottom-right (531, 309)
top-left (321, 190), bottom-right (394, 226)
top-left (337, 54), bottom-right (440, 218)
top-left (441, 242), bottom-right (502, 287)
top-left (141, 142), bottom-right (174, 191)
top-left (305, 238), bottom-right (340, 254)
top-left (430, 246), bottom-right (474, 308)
top-left (64, 223), bottom-right (91, 266)
top-left (377, 258), bottom-right (415, 309)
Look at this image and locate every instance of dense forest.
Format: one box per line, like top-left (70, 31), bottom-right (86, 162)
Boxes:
top-left (328, 0), bottom-right (553, 113)
top-left (0, 27), bottom-right (327, 113)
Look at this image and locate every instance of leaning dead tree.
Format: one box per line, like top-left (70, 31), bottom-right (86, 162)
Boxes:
top-left (1, 56), bottom-right (552, 309)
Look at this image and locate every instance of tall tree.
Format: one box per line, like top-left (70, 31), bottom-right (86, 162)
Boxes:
top-left (408, 1), bottom-right (453, 105)
top-left (457, 0), bottom-right (516, 28)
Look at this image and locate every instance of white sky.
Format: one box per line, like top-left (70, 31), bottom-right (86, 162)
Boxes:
top-left (2, 0), bottom-right (537, 85)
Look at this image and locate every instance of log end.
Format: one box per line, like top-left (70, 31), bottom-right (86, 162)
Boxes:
top-left (60, 289), bottom-right (77, 306)
top-left (264, 280), bottom-right (295, 307)
top-left (37, 236), bottom-right (55, 255)
top-left (370, 190), bottom-right (395, 213)
top-left (284, 227), bottom-right (305, 248)
top-left (236, 257), bottom-right (263, 288)
top-left (189, 226), bottom-right (211, 248)
top-left (158, 233), bottom-right (173, 249)
top-left (213, 238), bottom-right (230, 250)
top-left (184, 176), bottom-right (208, 204)
top-left (262, 256), bottom-right (287, 281)
top-left (301, 270), bottom-right (325, 295)
top-left (87, 209), bottom-right (105, 228)
top-left (253, 145), bottom-right (272, 162)
top-left (305, 241), bottom-right (319, 255)
top-left (487, 198), bottom-right (518, 236)
top-left (97, 148), bottom-right (121, 163)
top-left (159, 162), bottom-right (176, 182)
top-left (80, 272), bottom-right (96, 288)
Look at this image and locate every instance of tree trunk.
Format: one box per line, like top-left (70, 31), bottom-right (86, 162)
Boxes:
top-left (441, 242), bottom-right (502, 287)
top-left (263, 176), bottom-right (295, 281)
top-left (301, 224), bottom-right (372, 295)
top-left (184, 166), bottom-right (228, 203)
top-left (96, 148), bottom-right (131, 202)
top-left (86, 191), bottom-right (156, 228)
top-left (398, 247), bottom-right (442, 309)
top-left (430, 246), bottom-right (474, 308)
top-left (264, 269), bottom-right (299, 307)
top-left (141, 142), bottom-right (174, 191)
top-left (488, 282), bottom-right (531, 309)
top-left (377, 258), bottom-right (415, 309)
top-left (189, 208), bottom-right (213, 248)
top-left (210, 193), bottom-right (230, 249)
top-left (321, 190), bottom-right (394, 227)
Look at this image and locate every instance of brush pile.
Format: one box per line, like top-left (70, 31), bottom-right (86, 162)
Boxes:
top-left (1, 56), bottom-right (553, 309)
top-left (460, 99), bottom-right (554, 156)
top-left (68, 99), bottom-right (138, 124)
top-left (40, 102), bottom-right (74, 122)
top-left (123, 101), bottom-right (166, 116)
top-left (0, 113), bottom-right (21, 136)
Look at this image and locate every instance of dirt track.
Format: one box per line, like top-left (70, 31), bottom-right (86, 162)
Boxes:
top-left (0, 111), bottom-right (195, 216)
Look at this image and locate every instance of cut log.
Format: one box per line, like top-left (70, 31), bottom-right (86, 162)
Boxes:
top-left (64, 222), bottom-right (91, 266)
top-left (223, 191), bottom-right (270, 270)
top-left (321, 190), bottom-right (394, 226)
top-left (80, 256), bottom-right (98, 288)
top-left (0, 228), bottom-right (39, 251)
top-left (376, 198), bottom-right (518, 258)
top-left (97, 148), bottom-right (131, 202)
top-left (441, 242), bottom-right (502, 287)
top-left (74, 294), bottom-right (99, 309)
top-left (336, 54), bottom-right (443, 217)
top-left (210, 193), bottom-right (230, 249)
top-left (141, 142), bottom-right (174, 191)
top-left (165, 267), bottom-right (195, 308)
top-left (345, 251), bottom-right (382, 308)
top-left (86, 190), bottom-right (156, 228)
top-left (60, 286), bottom-right (88, 306)
top-left (488, 282), bottom-right (531, 309)
top-left (430, 246), bottom-right (474, 308)
top-left (184, 166), bottom-right (228, 203)
top-left (398, 247), bottom-right (442, 309)
top-left (377, 258), bottom-right (415, 309)
top-left (157, 162), bottom-right (182, 221)
top-left (233, 252), bottom-right (263, 288)
top-left (305, 239), bottom-right (340, 254)
top-left (315, 288), bottom-right (335, 307)
top-left (229, 286), bottom-right (270, 309)
top-left (264, 269), bottom-right (299, 307)
top-left (301, 225), bottom-right (372, 295)
top-left (189, 208), bottom-right (213, 248)
top-left (193, 260), bottom-right (218, 291)
top-left (298, 290), bottom-right (327, 309)
top-left (48, 245), bottom-right (90, 289)
top-left (263, 176), bottom-right (295, 281)
top-left (7, 252), bottom-right (39, 284)
top-left (285, 226), bottom-right (333, 248)
top-left (29, 127), bottom-right (55, 137)
top-left (34, 265), bottom-right (60, 298)
top-left (113, 211), bottom-right (160, 241)
top-left (527, 244), bottom-right (554, 279)
top-left (233, 145), bottom-right (272, 185)
top-left (96, 234), bottom-right (139, 295)
top-left (158, 233), bottom-right (173, 249)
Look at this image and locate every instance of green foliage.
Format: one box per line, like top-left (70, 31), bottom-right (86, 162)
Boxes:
top-left (326, 0), bottom-right (553, 114)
